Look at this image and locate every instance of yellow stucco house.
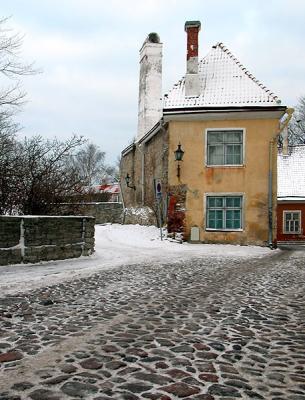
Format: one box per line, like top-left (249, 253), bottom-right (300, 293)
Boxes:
top-left (121, 21), bottom-right (288, 246)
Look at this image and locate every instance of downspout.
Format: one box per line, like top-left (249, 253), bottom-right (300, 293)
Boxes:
top-left (268, 107), bottom-right (294, 248)
top-left (268, 141), bottom-right (274, 248)
top-left (138, 143), bottom-right (145, 205)
top-left (119, 180), bottom-right (126, 224)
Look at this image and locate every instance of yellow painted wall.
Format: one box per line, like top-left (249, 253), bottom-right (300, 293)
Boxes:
top-left (168, 118), bottom-right (279, 245)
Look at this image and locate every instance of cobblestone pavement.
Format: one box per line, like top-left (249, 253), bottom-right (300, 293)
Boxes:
top-left (1, 248), bottom-right (305, 400)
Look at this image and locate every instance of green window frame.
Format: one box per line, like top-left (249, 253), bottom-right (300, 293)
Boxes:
top-left (206, 195), bottom-right (243, 230)
top-left (283, 211), bottom-right (301, 234)
top-left (207, 130), bottom-right (243, 166)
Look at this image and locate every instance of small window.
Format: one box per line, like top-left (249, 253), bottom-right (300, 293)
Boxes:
top-left (206, 195), bottom-right (243, 230)
top-left (283, 211), bottom-right (301, 234)
top-left (207, 130), bottom-right (243, 166)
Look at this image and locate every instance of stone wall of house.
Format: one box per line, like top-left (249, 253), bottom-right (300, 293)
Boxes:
top-left (143, 127), bottom-right (169, 208)
top-left (120, 144), bottom-right (142, 207)
top-left (120, 126), bottom-right (169, 226)
top-left (0, 216), bottom-right (95, 266)
top-left (57, 203), bottom-right (124, 224)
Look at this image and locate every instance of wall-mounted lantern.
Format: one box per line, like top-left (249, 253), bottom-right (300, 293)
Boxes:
top-left (125, 173), bottom-right (136, 190)
top-left (174, 143), bottom-right (184, 178)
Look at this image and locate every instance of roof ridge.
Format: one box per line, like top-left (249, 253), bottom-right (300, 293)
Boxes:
top-left (164, 42), bottom-right (283, 108)
top-left (213, 42), bottom-right (279, 102)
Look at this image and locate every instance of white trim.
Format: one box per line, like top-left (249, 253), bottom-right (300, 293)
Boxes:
top-left (278, 197), bottom-right (305, 203)
top-left (283, 210), bottom-right (302, 234)
top-left (204, 192), bottom-right (245, 232)
top-left (204, 128), bottom-right (246, 167)
top-left (163, 110), bottom-right (285, 122)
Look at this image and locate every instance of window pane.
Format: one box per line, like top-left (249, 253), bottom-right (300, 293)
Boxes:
top-left (208, 132), bottom-right (223, 143)
top-left (225, 197), bottom-right (241, 208)
top-left (233, 197), bottom-right (241, 208)
top-left (284, 212), bottom-right (301, 233)
top-left (234, 210), bottom-right (240, 219)
top-left (209, 145), bottom-right (224, 165)
top-left (215, 197), bottom-right (223, 207)
top-left (226, 219), bottom-right (233, 229)
top-left (226, 209), bottom-right (234, 219)
top-left (225, 210), bottom-right (241, 229)
top-left (207, 130), bottom-right (243, 166)
top-left (208, 210), bottom-right (223, 229)
top-left (226, 197), bottom-right (234, 207)
top-left (224, 131), bottom-right (242, 143)
top-left (216, 210), bottom-right (223, 229)
top-left (207, 196), bottom-right (242, 230)
top-left (208, 197), bottom-right (215, 208)
top-left (286, 213), bottom-right (292, 221)
top-left (233, 210), bottom-right (241, 229)
top-left (225, 144), bottom-right (242, 165)
top-left (233, 217), bottom-right (241, 229)
top-left (208, 197), bottom-right (223, 208)
top-left (208, 210), bottom-right (216, 228)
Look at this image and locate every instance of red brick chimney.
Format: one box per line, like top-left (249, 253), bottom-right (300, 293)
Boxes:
top-left (184, 21), bottom-right (201, 97)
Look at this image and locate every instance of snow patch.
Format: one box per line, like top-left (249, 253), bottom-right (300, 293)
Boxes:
top-left (0, 224), bottom-right (273, 296)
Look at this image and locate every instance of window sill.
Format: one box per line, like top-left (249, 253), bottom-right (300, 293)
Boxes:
top-left (206, 228), bottom-right (243, 232)
top-left (205, 164), bottom-right (245, 168)
top-left (283, 231), bottom-right (302, 235)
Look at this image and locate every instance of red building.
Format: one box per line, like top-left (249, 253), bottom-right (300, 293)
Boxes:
top-left (277, 145), bottom-right (305, 244)
top-left (94, 183), bottom-right (121, 202)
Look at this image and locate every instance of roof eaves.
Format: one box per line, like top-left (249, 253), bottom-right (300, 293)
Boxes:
top-left (163, 105), bottom-right (287, 114)
top-left (121, 143), bottom-right (135, 157)
top-left (138, 118), bottom-right (166, 145)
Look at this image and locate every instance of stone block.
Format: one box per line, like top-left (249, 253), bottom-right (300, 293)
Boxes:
top-left (0, 215), bottom-right (95, 265)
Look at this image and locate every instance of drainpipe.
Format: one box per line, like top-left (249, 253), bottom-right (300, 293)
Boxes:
top-left (119, 180), bottom-right (126, 224)
top-left (268, 107), bottom-right (294, 248)
top-left (268, 141), bottom-right (274, 248)
top-left (138, 143), bottom-right (146, 205)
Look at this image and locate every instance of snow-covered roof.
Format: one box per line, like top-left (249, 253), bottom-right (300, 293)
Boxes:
top-left (278, 145), bottom-right (305, 198)
top-left (164, 42), bottom-right (281, 109)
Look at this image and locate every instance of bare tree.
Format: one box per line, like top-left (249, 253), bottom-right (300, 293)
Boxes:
top-left (0, 128), bottom-right (19, 214)
top-left (73, 143), bottom-right (109, 187)
top-left (0, 17), bottom-right (40, 214)
top-left (0, 135), bottom-right (85, 215)
top-left (288, 96), bottom-right (305, 144)
top-left (0, 17), bottom-right (38, 123)
top-left (107, 155), bottom-right (121, 182)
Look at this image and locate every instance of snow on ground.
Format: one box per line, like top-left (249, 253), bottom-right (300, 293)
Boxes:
top-left (0, 224), bottom-right (273, 296)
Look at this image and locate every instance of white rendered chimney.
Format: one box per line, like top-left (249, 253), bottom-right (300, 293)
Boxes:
top-left (137, 33), bottom-right (162, 141)
top-left (184, 21), bottom-right (201, 97)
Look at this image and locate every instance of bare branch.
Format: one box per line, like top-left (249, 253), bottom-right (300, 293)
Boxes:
top-left (288, 95), bottom-right (305, 145)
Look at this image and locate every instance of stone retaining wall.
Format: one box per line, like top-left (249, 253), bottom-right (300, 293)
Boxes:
top-left (0, 216), bottom-right (95, 266)
top-left (58, 203), bottom-right (123, 224)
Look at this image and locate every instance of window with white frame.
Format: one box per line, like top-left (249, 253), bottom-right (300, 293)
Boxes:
top-left (207, 130), bottom-right (243, 166)
top-left (206, 195), bottom-right (243, 230)
top-left (283, 211), bottom-right (301, 234)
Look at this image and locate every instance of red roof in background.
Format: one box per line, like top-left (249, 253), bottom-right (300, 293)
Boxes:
top-left (97, 183), bottom-right (120, 194)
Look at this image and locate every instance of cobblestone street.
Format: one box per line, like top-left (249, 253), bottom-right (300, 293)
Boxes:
top-left (1, 248), bottom-right (305, 400)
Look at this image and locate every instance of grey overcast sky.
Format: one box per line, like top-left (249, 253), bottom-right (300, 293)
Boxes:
top-left (1, 0), bottom-right (305, 164)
